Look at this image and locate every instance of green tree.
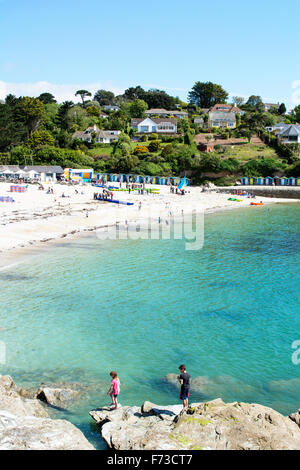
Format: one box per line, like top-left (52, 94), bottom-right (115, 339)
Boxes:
top-left (278, 103), bottom-right (286, 115)
top-left (188, 82), bottom-right (228, 108)
top-left (56, 101), bottom-right (74, 130)
top-left (38, 93), bottom-right (56, 104)
top-left (245, 96), bottom-right (264, 112)
top-left (0, 102), bottom-right (27, 151)
top-left (129, 99), bottom-right (148, 118)
top-left (94, 89), bottom-right (115, 106)
top-left (16, 97), bottom-right (45, 136)
top-left (123, 86), bottom-right (145, 101)
top-left (27, 130), bottom-right (55, 148)
top-left (184, 132), bottom-right (193, 146)
top-left (198, 153), bottom-right (222, 172)
top-left (177, 118), bottom-right (190, 134)
top-left (86, 105), bottom-right (100, 117)
top-left (10, 145), bottom-right (33, 165)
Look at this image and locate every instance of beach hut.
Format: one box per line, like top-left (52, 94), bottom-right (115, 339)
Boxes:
top-left (3, 170), bottom-right (14, 177)
top-left (273, 176), bottom-right (280, 186)
top-left (280, 177), bottom-right (288, 186)
top-left (26, 170), bottom-right (40, 180)
top-left (15, 170), bottom-right (27, 178)
top-left (256, 177), bottom-right (264, 185)
top-left (248, 177), bottom-right (255, 185)
top-left (241, 177), bottom-right (249, 185)
top-left (264, 176), bottom-right (273, 186)
top-left (288, 177), bottom-right (296, 186)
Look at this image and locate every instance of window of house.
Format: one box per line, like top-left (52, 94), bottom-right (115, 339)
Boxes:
top-left (141, 126), bottom-right (149, 132)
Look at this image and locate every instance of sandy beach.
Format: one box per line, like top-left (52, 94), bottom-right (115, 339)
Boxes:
top-left (0, 181), bottom-right (298, 264)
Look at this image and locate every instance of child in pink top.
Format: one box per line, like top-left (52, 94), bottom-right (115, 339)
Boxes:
top-left (107, 371), bottom-right (120, 409)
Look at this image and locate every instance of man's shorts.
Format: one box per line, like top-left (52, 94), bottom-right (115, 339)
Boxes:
top-left (180, 388), bottom-right (190, 400)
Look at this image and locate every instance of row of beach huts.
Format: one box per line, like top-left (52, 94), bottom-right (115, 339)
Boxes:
top-left (0, 166), bottom-right (190, 186)
top-left (241, 176), bottom-right (300, 186)
top-left (94, 173), bottom-right (188, 186)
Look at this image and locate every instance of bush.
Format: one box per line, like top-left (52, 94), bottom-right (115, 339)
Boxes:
top-left (133, 145), bottom-right (149, 155)
top-left (242, 157), bottom-right (285, 177)
top-left (148, 140), bottom-right (161, 152)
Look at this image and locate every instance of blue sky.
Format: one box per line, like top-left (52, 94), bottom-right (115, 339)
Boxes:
top-left (0, 0), bottom-right (300, 108)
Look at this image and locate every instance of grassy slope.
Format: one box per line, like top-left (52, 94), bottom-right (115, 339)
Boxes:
top-left (222, 143), bottom-right (280, 162)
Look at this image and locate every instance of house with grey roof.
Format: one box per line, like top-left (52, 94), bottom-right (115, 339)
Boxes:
top-left (73, 125), bottom-right (120, 144)
top-left (265, 122), bottom-right (289, 133)
top-left (264, 103), bottom-right (280, 112)
top-left (277, 125), bottom-right (300, 144)
top-left (145, 108), bottom-right (188, 119)
top-left (208, 111), bottom-right (236, 129)
top-left (131, 117), bottom-right (177, 134)
top-left (0, 165), bottom-right (64, 182)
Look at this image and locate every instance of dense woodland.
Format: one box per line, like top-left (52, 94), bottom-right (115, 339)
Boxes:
top-left (1, 82), bottom-right (300, 184)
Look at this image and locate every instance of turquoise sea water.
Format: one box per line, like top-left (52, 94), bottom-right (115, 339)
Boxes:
top-left (0, 203), bottom-right (300, 448)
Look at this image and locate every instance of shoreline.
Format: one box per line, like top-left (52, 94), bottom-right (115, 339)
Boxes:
top-left (0, 181), bottom-right (299, 269)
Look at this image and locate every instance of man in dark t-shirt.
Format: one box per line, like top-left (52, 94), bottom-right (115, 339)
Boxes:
top-left (177, 364), bottom-right (191, 408)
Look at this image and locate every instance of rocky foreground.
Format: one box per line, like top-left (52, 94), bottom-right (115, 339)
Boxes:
top-left (0, 375), bottom-right (94, 450)
top-left (90, 400), bottom-right (300, 450)
top-left (2, 372), bottom-right (300, 450)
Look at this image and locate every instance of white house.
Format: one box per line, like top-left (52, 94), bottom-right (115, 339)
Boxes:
top-left (103, 105), bottom-right (120, 112)
top-left (73, 125), bottom-right (121, 143)
top-left (131, 117), bottom-right (177, 134)
top-left (0, 165), bottom-right (64, 182)
top-left (264, 102), bottom-right (280, 112)
top-left (265, 122), bottom-right (289, 133)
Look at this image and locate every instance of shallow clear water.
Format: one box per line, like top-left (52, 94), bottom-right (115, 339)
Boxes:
top-left (1, 203), bottom-right (300, 448)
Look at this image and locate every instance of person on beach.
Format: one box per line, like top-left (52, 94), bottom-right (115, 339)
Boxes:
top-left (177, 364), bottom-right (190, 409)
top-left (107, 371), bottom-right (120, 409)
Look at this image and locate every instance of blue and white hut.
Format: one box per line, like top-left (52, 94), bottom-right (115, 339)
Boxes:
top-left (256, 177), bottom-right (264, 185)
top-left (288, 177), bottom-right (296, 186)
top-left (264, 176), bottom-right (273, 185)
top-left (280, 176), bottom-right (288, 186)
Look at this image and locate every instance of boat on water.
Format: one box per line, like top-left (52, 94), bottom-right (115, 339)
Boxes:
top-left (250, 202), bottom-right (264, 206)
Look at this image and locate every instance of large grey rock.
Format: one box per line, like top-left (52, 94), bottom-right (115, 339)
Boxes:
top-left (0, 375), bottom-right (94, 450)
top-left (0, 375), bottom-right (48, 418)
top-left (36, 386), bottom-right (81, 407)
top-left (0, 411), bottom-right (94, 450)
top-left (289, 409), bottom-right (300, 427)
top-left (90, 399), bottom-right (300, 450)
